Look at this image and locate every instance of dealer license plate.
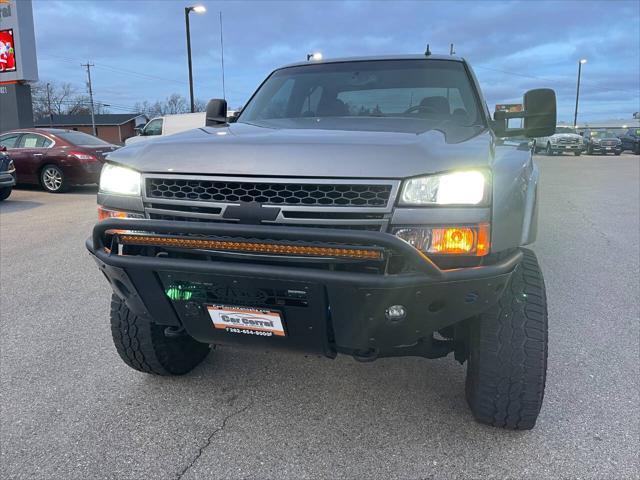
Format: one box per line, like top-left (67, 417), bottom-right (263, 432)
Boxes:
top-left (207, 305), bottom-right (286, 337)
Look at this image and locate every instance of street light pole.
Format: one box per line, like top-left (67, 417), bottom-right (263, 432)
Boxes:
top-left (573, 59), bottom-right (587, 127)
top-left (184, 5), bottom-right (206, 113)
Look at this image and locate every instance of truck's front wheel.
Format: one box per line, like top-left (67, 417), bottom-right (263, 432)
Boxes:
top-left (110, 294), bottom-right (210, 375)
top-left (464, 248), bottom-right (548, 430)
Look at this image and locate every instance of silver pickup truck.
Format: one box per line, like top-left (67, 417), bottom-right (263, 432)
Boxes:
top-left (87, 54), bottom-right (556, 430)
top-left (535, 126), bottom-right (584, 155)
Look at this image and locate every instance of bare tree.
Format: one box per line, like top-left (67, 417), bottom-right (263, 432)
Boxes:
top-left (31, 81), bottom-right (108, 121)
top-left (133, 94), bottom-right (206, 117)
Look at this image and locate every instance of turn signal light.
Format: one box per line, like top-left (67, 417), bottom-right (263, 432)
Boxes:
top-left (430, 224), bottom-right (490, 256)
top-left (118, 234), bottom-right (383, 260)
top-left (98, 206), bottom-right (130, 222)
top-left (394, 223), bottom-right (490, 256)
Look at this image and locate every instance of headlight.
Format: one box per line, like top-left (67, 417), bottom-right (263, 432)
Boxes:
top-left (99, 163), bottom-right (141, 196)
top-left (550, 137), bottom-right (558, 143)
top-left (400, 171), bottom-right (488, 206)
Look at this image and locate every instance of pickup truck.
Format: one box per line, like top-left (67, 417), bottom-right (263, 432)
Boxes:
top-left (87, 54), bottom-right (556, 430)
top-left (535, 126), bottom-right (583, 155)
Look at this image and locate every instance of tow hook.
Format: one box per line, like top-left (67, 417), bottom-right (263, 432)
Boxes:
top-left (164, 326), bottom-right (187, 338)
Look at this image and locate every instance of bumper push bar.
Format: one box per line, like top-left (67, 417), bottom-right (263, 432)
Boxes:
top-left (87, 219), bottom-right (521, 360)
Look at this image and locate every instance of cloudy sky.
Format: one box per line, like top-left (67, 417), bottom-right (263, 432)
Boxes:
top-left (33, 0), bottom-right (639, 122)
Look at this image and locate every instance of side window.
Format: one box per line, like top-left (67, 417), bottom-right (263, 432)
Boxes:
top-left (18, 133), bottom-right (53, 148)
top-left (0, 134), bottom-right (21, 148)
top-left (144, 119), bottom-right (163, 136)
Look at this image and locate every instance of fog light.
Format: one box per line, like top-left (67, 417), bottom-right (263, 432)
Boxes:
top-left (385, 305), bottom-right (407, 321)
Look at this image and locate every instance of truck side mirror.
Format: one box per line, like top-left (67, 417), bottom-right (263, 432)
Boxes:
top-left (523, 89), bottom-right (556, 138)
top-left (206, 99), bottom-right (228, 126)
top-left (493, 89), bottom-right (556, 138)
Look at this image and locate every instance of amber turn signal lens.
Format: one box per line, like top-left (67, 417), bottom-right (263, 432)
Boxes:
top-left (118, 234), bottom-right (383, 260)
top-left (429, 223), bottom-right (490, 256)
top-left (98, 206), bottom-right (130, 222)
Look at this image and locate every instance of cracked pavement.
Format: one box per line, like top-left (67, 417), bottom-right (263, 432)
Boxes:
top-left (1, 154), bottom-right (638, 479)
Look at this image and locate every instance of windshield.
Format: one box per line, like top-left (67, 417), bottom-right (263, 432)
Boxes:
top-left (55, 131), bottom-right (111, 146)
top-left (555, 127), bottom-right (576, 134)
top-left (239, 60), bottom-right (483, 132)
top-left (591, 131), bottom-right (617, 139)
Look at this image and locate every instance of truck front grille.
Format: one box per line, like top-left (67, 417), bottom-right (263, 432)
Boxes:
top-left (146, 178), bottom-right (392, 207)
top-left (142, 175), bottom-right (401, 232)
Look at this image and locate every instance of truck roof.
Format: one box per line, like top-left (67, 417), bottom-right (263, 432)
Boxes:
top-left (280, 54), bottom-right (465, 69)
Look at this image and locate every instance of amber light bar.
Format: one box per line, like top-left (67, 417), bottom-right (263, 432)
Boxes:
top-left (117, 234), bottom-right (383, 260)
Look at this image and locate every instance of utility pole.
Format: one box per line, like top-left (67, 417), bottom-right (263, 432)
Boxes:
top-left (81, 62), bottom-right (97, 136)
top-left (46, 82), bottom-right (53, 127)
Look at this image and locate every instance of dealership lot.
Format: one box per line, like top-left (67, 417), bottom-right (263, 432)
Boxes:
top-left (1, 154), bottom-right (638, 479)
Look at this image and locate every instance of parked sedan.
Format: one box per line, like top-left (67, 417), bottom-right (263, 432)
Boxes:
top-left (0, 128), bottom-right (118, 192)
top-left (582, 129), bottom-right (623, 155)
top-left (0, 147), bottom-right (16, 201)
top-left (619, 127), bottom-right (640, 154)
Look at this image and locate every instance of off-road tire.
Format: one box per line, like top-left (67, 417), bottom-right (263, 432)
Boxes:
top-left (0, 187), bottom-right (11, 201)
top-left (465, 248), bottom-right (548, 430)
top-left (110, 294), bottom-right (210, 375)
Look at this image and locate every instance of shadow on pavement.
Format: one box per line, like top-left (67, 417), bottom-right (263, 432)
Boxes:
top-left (0, 199), bottom-right (43, 213)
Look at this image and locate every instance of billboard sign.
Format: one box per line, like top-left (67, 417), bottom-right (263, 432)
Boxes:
top-left (0, 28), bottom-right (17, 72)
top-left (0, 0), bottom-right (38, 82)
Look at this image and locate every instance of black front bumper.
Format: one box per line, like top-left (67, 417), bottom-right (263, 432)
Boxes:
top-left (591, 144), bottom-right (623, 154)
top-left (87, 219), bottom-right (520, 359)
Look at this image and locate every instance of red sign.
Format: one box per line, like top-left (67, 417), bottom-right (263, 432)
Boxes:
top-left (495, 104), bottom-right (523, 113)
top-left (0, 29), bottom-right (17, 73)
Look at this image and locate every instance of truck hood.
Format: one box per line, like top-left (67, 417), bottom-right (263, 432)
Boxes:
top-left (107, 120), bottom-right (493, 179)
top-left (552, 133), bottom-right (582, 140)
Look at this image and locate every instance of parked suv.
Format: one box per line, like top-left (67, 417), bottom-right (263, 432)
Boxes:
top-left (87, 55), bottom-right (556, 430)
top-left (582, 128), bottom-right (623, 155)
top-left (619, 127), bottom-right (640, 154)
top-left (535, 126), bottom-right (583, 155)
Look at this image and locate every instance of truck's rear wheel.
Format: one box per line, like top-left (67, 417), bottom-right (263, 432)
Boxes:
top-left (465, 248), bottom-right (548, 430)
top-left (110, 294), bottom-right (210, 375)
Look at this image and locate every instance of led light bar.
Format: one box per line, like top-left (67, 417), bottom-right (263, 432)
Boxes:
top-left (117, 234), bottom-right (383, 260)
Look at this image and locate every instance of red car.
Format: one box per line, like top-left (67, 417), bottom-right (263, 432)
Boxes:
top-left (0, 128), bottom-right (119, 193)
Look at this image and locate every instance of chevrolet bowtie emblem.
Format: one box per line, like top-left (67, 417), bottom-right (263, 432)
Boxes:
top-left (222, 202), bottom-right (280, 225)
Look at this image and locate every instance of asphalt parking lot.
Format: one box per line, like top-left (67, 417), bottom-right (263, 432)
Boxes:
top-left (1, 153), bottom-right (638, 479)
